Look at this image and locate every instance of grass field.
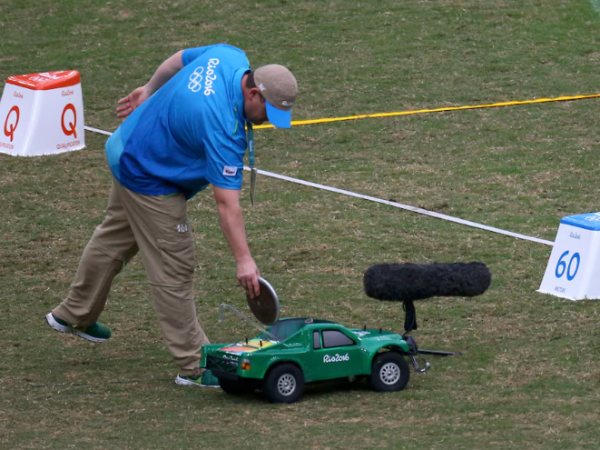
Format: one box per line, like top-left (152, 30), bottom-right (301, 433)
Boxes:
top-left (1, 1), bottom-right (600, 449)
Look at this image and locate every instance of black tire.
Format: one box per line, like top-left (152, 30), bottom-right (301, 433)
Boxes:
top-left (369, 352), bottom-right (410, 392)
top-left (218, 378), bottom-right (255, 395)
top-left (262, 363), bottom-right (305, 403)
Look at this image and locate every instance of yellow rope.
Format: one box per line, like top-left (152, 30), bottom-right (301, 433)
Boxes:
top-left (253, 93), bottom-right (600, 130)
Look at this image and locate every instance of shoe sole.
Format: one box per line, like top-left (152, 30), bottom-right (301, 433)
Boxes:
top-left (174, 375), bottom-right (219, 388)
top-left (45, 313), bottom-right (108, 343)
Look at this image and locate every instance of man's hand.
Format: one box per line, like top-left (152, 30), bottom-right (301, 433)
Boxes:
top-left (237, 257), bottom-right (261, 299)
top-left (116, 86), bottom-right (150, 119)
top-left (115, 50), bottom-right (184, 119)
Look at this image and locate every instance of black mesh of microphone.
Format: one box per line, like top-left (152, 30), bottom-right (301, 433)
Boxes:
top-left (363, 262), bottom-right (491, 333)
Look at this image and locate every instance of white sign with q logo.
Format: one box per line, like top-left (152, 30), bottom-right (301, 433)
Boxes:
top-left (0, 71), bottom-right (85, 156)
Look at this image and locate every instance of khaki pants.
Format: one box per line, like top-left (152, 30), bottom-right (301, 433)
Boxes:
top-left (53, 179), bottom-right (209, 376)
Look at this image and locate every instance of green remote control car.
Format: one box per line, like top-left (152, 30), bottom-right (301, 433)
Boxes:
top-left (201, 317), bottom-right (431, 403)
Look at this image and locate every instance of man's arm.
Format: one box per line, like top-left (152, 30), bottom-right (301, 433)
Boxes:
top-left (116, 50), bottom-right (185, 118)
top-left (213, 186), bottom-right (261, 298)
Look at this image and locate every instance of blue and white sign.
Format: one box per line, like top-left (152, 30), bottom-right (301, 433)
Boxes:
top-left (538, 212), bottom-right (600, 300)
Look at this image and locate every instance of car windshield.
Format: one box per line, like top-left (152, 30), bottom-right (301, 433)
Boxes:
top-left (257, 318), bottom-right (334, 342)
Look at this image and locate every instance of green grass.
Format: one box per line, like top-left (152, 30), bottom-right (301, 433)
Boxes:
top-left (1, 0), bottom-right (600, 449)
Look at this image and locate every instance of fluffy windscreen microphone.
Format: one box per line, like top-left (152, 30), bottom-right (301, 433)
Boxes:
top-left (364, 262), bottom-right (491, 334)
top-left (363, 262), bottom-right (492, 302)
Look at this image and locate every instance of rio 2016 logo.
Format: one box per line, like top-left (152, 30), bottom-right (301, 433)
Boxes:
top-left (323, 353), bottom-right (350, 363)
top-left (4, 106), bottom-right (20, 142)
top-left (187, 59), bottom-right (219, 96)
top-left (61, 103), bottom-right (77, 138)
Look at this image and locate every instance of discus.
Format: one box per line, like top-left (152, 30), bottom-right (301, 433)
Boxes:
top-left (246, 277), bottom-right (280, 325)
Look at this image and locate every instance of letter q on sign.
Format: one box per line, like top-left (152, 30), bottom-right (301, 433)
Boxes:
top-left (61, 103), bottom-right (77, 139)
top-left (4, 106), bottom-right (20, 142)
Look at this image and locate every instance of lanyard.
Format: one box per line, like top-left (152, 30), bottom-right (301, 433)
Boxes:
top-left (246, 123), bottom-right (257, 206)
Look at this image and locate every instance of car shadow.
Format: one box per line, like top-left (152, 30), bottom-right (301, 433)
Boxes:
top-left (217, 377), bottom-right (376, 404)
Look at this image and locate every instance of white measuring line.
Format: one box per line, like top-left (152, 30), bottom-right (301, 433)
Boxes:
top-left (85, 125), bottom-right (113, 136)
top-left (249, 168), bottom-right (554, 246)
top-left (84, 126), bottom-right (554, 246)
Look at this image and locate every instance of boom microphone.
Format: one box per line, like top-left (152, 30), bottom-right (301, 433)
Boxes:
top-left (363, 262), bottom-right (491, 302)
top-left (363, 262), bottom-right (492, 333)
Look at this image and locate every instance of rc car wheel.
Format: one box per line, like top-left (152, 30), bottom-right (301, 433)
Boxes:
top-left (262, 363), bottom-right (305, 403)
top-left (369, 351), bottom-right (410, 392)
top-left (218, 378), bottom-right (255, 395)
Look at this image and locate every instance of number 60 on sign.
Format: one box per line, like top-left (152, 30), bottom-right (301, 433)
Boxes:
top-left (554, 250), bottom-right (580, 281)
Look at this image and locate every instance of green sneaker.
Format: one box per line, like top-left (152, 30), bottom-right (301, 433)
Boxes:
top-left (175, 370), bottom-right (220, 388)
top-left (46, 313), bottom-right (111, 343)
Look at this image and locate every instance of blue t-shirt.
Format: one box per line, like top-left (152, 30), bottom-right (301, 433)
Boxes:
top-left (105, 44), bottom-right (250, 199)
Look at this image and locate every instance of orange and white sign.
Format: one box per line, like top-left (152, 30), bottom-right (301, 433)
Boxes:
top-left (0, 71), bottom-right (85, 156)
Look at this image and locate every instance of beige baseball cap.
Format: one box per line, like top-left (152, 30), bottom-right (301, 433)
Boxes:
top-left (254, 64), bottom-right (297, 128)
